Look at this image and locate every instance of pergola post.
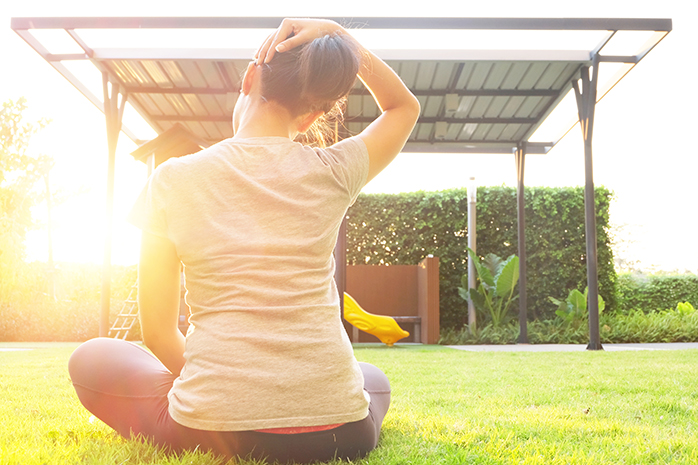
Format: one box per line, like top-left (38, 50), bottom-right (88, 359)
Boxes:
top-left (332, 122), bottom-right (349, 335)
top-left (515, 142), bottom-right (528, 344)
top-left (334, 218), bottom-right (348, 329)
top-left (99, 72), bottom-right (128, 337)
top-left (572, 56), bottom-right (603, 351)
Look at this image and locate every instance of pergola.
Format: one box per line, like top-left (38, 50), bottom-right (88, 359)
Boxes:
top-left (11, 17), bottom-right (671, 349)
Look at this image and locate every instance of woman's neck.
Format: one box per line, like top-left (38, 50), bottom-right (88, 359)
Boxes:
top-left (232, 97), bottom-right (297, 140)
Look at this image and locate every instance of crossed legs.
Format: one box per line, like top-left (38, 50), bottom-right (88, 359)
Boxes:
top-left (69, 338), bottom-right (390, 463)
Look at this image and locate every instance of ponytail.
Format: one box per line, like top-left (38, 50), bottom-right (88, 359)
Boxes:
top-left (260, 32), bottom-right (361, 147)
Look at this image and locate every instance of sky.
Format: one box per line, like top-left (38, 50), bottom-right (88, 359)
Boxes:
top-left (1, 0), bottom-right (696, 273)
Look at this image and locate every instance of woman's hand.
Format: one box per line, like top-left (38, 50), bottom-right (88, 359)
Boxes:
top-left (255, 18), bottom-right (345, 64)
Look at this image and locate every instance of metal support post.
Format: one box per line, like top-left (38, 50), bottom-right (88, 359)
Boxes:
top-left (331, 122), bottom-right (350, 336)
top-left (100, 72), bottom-right (128, 337)
top-left (572, 56), bottom-right (603, 351)
top-left (515, 143), bottom-right (528, 343)
top-left (334, 217), bottom-right (348, 333)
top-left (467, 177), bottom-right (477, 333)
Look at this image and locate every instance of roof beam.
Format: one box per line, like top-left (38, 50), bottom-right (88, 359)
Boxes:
top-left (90, 47), bottom-right (594, 63)
top-left (598, 55), bottom-right (640, 63)
top-left (150, 115), bottom-right (231, 122)
top-left (45, 53), bottom-right (91, 61)
top-left (10, 17), bottom-right (672, 32)
top-left (403, 141), bottom-right (552, 154)
top-left (127, 87), bottom-right (233, 95)
top-left (353, 116), bottom-right (538, 125)
top-left (356, 88), bottom-right (560, 97)
top-left (127, 87), bottom-right (559, 97)
top-left (148, 114), bottom-right (538, 125)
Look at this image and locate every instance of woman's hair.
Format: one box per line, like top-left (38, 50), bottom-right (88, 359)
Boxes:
top-left (260, 32), bottom-right (362, 147)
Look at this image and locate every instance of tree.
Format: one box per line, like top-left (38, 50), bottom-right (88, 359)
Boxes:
top-left (0, 98), bottom-right (52, 291)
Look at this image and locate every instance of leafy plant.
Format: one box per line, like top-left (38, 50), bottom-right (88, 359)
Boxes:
top-left (458, 248), bottom-right (519, 327)
top-left (549, 287), bottom-right (605, 325)
top-left (675, 301), bottom-right (696, 316)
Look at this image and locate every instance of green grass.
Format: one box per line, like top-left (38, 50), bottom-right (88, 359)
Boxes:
top-left (2, 343), bottom-right (698, 464)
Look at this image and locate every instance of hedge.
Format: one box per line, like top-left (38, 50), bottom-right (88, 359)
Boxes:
top-left (617, 273), bottom-right (698, 313)
top-left (346, 186), bottom-right (616, 330)
top-left (0, 262), bottom-right (136, 342)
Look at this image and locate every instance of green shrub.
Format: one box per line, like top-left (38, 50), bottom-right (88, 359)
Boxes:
top-left (616, 273), bottom-right (698, 313)
top-left (549, 287), bottom-right (605, 325)
top-left (601, 305), bottom-right (698, 343)
top-left (440, 320), bottom-right (590, 345)
top-left (439, 302), bottom-right (698, 345)
top-left (0, 262), bottom-right (136, 342)
top-left (347, 186), bottom-right (616, 329)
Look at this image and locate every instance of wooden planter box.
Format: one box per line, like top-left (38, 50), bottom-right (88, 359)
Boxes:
top-left (345, 256), bottom-right (440, 344)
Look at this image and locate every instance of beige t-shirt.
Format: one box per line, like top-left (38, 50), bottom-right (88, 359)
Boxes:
top-left (128, 136), bottom-right (370, 431)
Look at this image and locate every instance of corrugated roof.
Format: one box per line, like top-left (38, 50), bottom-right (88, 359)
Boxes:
top-left (11, 17), bottom-right (671, 154)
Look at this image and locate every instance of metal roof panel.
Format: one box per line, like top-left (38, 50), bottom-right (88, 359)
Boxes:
top-left (484, 96), bottom-right (509, 118)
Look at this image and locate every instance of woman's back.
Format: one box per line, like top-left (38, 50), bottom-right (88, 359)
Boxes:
top-left (131, 135), bottom-right (371, 431)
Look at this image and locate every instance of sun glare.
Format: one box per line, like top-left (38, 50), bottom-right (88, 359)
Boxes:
top-left (24, 118), bottom-right (147, 266)
top-left (4, 3), bottom-right (696, 273)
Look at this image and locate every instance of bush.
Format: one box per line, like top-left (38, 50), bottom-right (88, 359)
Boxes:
top-left (601, 305), bottom-right (698, 343)
top-left (0, 262), bottom-right (136, 342)
top-left (440, 320), bottom-right (590, 345)
top-left (346, 186), bottom-right (616, 330)
top-left (616, 273), bottom-right (698, 313)
top-left (439, 303), bottom-right (698, 345)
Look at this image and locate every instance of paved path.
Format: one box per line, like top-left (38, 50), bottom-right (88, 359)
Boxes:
top-left (3, 343), bottom-right (698, 352)
top-left (447, 343), bottom-right (698, 352)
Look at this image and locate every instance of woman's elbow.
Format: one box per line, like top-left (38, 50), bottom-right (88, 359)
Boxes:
top-left (406, 94), bottom-right (421, 124)
top-left (140, 325), bottom-right (159, 351)
top-left (139, 316), bottom-right (169, 351)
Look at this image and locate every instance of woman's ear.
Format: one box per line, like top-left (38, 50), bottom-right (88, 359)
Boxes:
top-left (240, 61), bottom-right (259, 95)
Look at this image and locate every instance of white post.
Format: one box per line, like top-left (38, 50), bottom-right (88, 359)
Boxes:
top-left (44, 168), bottom-right (56, 300)
top-left (467, 177), bottom-right (477, 333)
top-left (147, 153), bottom-right (156, 177)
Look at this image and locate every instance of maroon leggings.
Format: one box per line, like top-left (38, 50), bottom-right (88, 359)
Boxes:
top-left (68, 338), bottom-right (391, 463)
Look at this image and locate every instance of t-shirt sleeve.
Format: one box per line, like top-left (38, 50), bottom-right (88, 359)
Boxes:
top-left (126, 161), bottom-right (174, 238)
top-left (319, 137), bottom-right (369, 205)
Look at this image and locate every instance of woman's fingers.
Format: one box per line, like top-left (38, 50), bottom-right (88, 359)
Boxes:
top-left (257, 19), bottom-right (296, 63)
top-left (255, 18), bottom-right (342, 64)
top-left (272, 32), bottom-right (308, 54)
top-left (254, 32), bottom-right (275, 63)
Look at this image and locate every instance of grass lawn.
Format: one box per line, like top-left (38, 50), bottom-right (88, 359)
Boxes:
top-left (2, 343), bottom-right (698, 464)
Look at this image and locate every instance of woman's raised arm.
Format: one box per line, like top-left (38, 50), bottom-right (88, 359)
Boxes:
top-left (353, 47), bottom-right (420, 181)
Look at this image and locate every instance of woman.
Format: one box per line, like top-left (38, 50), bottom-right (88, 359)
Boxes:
top-left (69, 18), bottom-right (420, 463)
